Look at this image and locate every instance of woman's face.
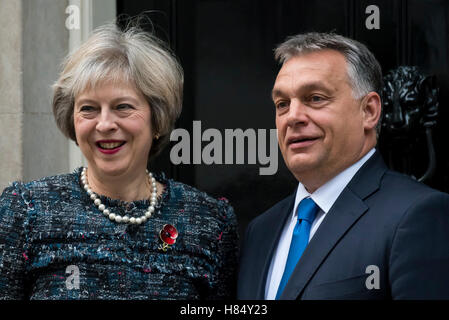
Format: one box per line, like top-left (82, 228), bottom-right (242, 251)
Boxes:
top-left (74, 81), bottom-right (153, 178)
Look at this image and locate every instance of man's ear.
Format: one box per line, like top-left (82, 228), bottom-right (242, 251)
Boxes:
top-left (362, 92), bottom-right (382, 131)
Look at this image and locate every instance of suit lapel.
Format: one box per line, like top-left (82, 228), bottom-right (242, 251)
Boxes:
top-left (280, 151), bottom-right (387, 299)
top-left (280, 189), bottom-right (368, 299)
top-left (254, 194), bottom-right (295, 299)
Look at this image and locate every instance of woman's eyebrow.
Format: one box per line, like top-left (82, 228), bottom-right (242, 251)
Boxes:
top-left (75, 96), bottom-right (140, 107)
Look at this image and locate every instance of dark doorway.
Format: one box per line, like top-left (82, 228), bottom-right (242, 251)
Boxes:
top-left (117, 0), bottom-right (449, 238)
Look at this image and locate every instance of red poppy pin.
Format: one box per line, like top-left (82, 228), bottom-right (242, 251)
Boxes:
top-left (159, 224), bottom-right (178, 252)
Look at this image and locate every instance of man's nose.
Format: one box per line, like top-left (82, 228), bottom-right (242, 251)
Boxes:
top-left (286, 99), bottom-right (309, 127)
top-left (96, 108), bottom-right (118, 132)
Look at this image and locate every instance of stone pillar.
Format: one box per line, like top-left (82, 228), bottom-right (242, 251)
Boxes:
top-left (0, 0), bottom-right (26, 191)
top-left (22, 0), bottom-right (70, 183)
top-left (0, 0), bottom-right (116, 191)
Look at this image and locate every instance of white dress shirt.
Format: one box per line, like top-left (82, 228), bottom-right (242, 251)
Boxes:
top-left (265, 148), bottom-right (375, 300)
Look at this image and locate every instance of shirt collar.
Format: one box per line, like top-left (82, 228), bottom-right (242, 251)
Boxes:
top-left (293, 148), bottom-right (376, 216)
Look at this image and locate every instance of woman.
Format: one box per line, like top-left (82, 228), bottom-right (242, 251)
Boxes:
top-left (0, 23), bottom-right (238, 300)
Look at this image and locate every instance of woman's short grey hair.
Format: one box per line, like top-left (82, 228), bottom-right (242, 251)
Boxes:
top-left (52, 22), bottom-right (183, 161)
top-left (274, 32), bottom-right (383, 99)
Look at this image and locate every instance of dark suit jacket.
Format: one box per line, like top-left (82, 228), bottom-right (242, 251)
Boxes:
top-left (237, 151), bottom-right (449, 299)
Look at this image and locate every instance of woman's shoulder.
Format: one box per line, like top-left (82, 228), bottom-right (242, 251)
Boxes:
top-left (0, 170), bottom-right (81, 222)
top-left (1, 168), bottom-right (82, 201)
top-left (159, 173), bottom-right (235, 221)
top-left (167, 177), bottom-right (232, 206)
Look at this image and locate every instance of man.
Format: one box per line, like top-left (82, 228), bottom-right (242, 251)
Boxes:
top-left (237, 32), bottom-right (449, 300)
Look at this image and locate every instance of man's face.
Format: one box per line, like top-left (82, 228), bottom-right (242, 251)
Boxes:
top-left (273, 50), bottom-right (371, 191)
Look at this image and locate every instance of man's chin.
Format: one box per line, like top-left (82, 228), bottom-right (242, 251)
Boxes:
top-left (285, 156), bottom-right (320, 180)
top-left (285, 151), bottom-right (316, 167)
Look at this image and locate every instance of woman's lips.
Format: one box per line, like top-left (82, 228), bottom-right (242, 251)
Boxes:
top-left (96, 141), bottom-right (126, 154)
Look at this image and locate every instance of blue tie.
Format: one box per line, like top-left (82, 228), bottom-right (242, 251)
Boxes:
top-left (276, 197), bottom-right (319, 299)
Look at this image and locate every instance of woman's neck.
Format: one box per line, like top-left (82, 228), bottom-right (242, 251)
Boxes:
top-left (85, 167), bottom-right (152, 202)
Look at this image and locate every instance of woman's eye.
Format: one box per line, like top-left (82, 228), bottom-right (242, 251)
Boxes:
top-left (80, 105), bottom-right (95, 112)
top-left (116, 104), bottom-right (133, 110)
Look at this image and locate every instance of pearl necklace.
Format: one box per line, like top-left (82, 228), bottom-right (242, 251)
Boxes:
top-left (81, 167), bottom-right (157, 225)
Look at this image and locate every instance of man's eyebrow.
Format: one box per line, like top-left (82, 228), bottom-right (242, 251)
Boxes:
top-left (300, 82), bottom-right (334, 93)
top-left (271, 89), bottom-right (284, 100)
top-left (272, 81), bottom-right (334, 100)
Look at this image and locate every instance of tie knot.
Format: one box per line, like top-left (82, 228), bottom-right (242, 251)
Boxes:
top-left (297, 197), bottom-right (318, 223)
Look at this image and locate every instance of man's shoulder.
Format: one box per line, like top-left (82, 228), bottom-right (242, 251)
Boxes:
top-left (349, 150), bottom-right (446, 202)
top-left (360, 168), bottom-right (449, 222)
top-left (379, 169), bottom-right (444, 198)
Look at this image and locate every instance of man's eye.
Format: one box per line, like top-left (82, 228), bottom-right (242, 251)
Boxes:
top-left (310, 95), bottom-right (324, 102)
top-left (276, 101), bottom-right (289, 109)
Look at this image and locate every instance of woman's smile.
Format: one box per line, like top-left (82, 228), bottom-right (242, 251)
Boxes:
top-left (73, 81), bottom-right (153, 178)
top-left (96, 140), bottom-right (127, 154)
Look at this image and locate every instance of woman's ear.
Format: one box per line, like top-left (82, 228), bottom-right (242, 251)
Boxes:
top-left (362, 92), bottom-right (382, 131)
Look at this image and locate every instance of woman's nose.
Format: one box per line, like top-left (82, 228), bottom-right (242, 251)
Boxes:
top-left (96, 109), bottom-right (118, 132)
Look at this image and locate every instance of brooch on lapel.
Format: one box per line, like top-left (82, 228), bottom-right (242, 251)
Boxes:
top-left (159, 224), bottom-right (178, 252)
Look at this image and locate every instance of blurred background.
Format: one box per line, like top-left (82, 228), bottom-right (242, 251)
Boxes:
top-left (1, 0), bottom-right (449, 238)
